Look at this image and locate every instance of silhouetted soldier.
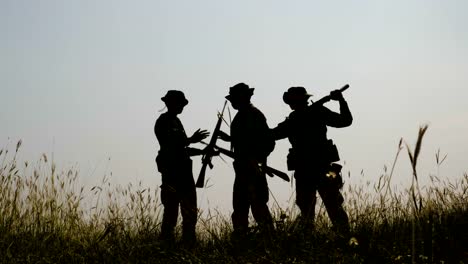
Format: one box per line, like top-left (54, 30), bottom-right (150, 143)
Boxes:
top-left (218, 83), bottom-right (275, 237)
top-left (272, 86), bottom-right (353, 239)
top-left (154, 90), bottom-right (209, 244)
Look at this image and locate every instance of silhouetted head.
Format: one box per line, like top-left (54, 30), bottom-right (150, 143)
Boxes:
top-left (161, 90), bottom-right (188, 114)
top-left (225, 83), bottom-right (254, 110)
top-left (283, 87), bottom-right (311, 110)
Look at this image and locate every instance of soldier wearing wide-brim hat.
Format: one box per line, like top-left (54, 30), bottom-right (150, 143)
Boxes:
top-left (282, 87), bottom-right (312, 105)
top-left (272, 85), bottom-right (354, 241)
top-left (161, 90), bottom-right (189, 106)
top-left (225, 82), bottom-right (255, 102)
top-left (218, 82), bottom-right (275, 237)
top-left (155, 90), bottom-right (209, 245)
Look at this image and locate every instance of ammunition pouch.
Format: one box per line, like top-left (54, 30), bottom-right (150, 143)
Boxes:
top-left (326, 139), bottom-right (340, 163)
top-left (156, 152), bottom-right (192, 177)
top-left (324, 163), bottom-right (344, 189)
top-left (286, 140), bottom-right (340, 171)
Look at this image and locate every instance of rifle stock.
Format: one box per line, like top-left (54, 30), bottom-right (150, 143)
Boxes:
top-left (264, 166), bottom-right (290, 182)
top-left (196, 155), bottom-right (210, 188)
top-left (213, 145), bottom-right (290, 182)
top-left (196, 101), bottom-right (228, 188)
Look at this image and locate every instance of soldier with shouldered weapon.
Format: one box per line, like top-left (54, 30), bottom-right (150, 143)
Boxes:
top-left (271, 84), bottom-right (355, 243)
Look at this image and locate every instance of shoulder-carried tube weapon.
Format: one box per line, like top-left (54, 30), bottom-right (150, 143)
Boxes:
top-left (311, 84), bottom-right (349, 106)
top-left (195, 100), bottom-right (228, 188)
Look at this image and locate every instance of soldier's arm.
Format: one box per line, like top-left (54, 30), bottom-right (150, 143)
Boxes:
top-left (188, 129), bottom-right (210, 144)
top-left (187, 147), bottom-right (204, 156)
top-left (323, 99), bottom-right (353, 128)
top-left (271, 118), bottom-right (289, 140)
top-left (218, 130), bottom-right (231, 142)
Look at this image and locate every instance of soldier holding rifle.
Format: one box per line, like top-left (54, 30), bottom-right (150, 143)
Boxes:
top-left (271, 85), bottom-right (353, 240)
top-left (154, 90), bottom-right (209, 244)
top-left (217, 83), bottom-right (276, 237)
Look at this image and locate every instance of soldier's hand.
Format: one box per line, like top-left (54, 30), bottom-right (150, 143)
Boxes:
top-left (330, 89), bottom-right (344, 101)
top-left (201, 146), bottom-right (219, 156)
top-left (190, 129), bottom-right (210, 143)
top-left (218, 130), bottom-right (230, 142)
top-left (262, 162), bottom-right (274, 177)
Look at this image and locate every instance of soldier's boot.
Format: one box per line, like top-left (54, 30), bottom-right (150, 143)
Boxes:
top-left (331, 210), bottom-right (359, 250)
top-left (231, 226), bottom-right (249, 242)
top-left (259, 222), bottom-right (277, 250)
top-left (159, 228), bottom-right (175, 246)
top-left (160, 199), bottom-right (178, 245)
top-left (182, 230), bottom-right (196, 248)
top-left (296, 214), bottom-right (315, 239)
top-left (231, 210), bottom-right (249, 240)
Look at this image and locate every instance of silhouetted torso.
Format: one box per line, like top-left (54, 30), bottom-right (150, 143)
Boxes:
top-left (155, 112), bottom-right (189, 158)
top-left (273, 103), bottom-right (352, 163)
top-left (231, 104), bottom-right (274, 162)
top-left (154, 112), bottom-right (194, 188)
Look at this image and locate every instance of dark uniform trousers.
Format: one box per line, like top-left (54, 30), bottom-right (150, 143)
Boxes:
top-left (231, 160), bottom-right (273, 233)
top-left (159, 159), bottom-right (197, 242)
top-left (294, 165), bottom-right (350, 236)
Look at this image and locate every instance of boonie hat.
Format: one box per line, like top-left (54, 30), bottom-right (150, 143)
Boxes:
top-left (225, 83), bottom-right (254, 101)
top-left (283, 87), bottom-right (312, 105)
top-left (161, 90), bottom-right (189, 106)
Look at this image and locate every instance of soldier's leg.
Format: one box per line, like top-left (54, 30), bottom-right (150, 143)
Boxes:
top-left (231, 177), bottom-right (250, 234)
top-left (318, 183), bottom-right (350, 237)
top-left (160, 184), bottom-right (179, 242)
top-left (295, 169), bottom-right (318, 229)
top-left (180, 186), bottom-right (197, 243)
top-left (250, 175), bottom-right (273, 231)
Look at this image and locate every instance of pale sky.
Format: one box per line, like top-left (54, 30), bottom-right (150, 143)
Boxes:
top-left (1, 0), bottom-right (467, 212)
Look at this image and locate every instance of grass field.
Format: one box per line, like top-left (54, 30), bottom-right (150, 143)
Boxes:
top-left (1, 128), bottom-right (467, 263)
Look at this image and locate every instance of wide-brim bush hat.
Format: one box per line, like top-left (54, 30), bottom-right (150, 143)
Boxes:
top-left (283, 86), bottom-right (312, 105)
top-left (161, 90), bottom-right (189, 106)
top-left (225, 83), bottom-right (255, 101)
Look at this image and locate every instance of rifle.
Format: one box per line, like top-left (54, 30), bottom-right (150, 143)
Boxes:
top-left (311, 84), bottom-right (349, 106)
top-left (208, 144), bottom-right (290, 182)
top-left (195, 100), bottom-right (228, 188)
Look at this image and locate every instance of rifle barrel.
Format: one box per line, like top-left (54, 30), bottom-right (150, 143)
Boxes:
top-left (340, 84), bottom-right (349, 92)
top-left (196, 100), bottom-right (228, 188)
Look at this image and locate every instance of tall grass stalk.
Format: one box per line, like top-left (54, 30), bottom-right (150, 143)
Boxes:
top-left (404, 124), bottom-right (429, 263)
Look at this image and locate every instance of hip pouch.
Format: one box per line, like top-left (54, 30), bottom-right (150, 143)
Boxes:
top-left (325, 163), bottom-right (344, 189)
top-left (287, 140), bottom-right (340, 171)
top-left (325, 139), bottom-right (340, 163)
